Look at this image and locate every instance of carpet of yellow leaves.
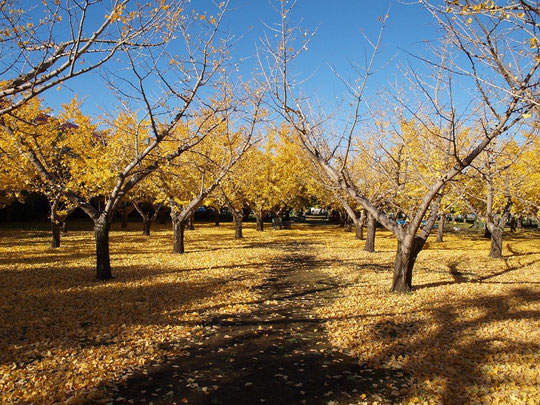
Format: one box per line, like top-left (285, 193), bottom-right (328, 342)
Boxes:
top-left (0, 222), bottom-right (538, 404)
top-left (0, 223), bottom-right (275, 404)
top-left (314, 228), bottom-right (540, 404)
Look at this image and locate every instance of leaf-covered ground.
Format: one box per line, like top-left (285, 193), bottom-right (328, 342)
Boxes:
top-left (0, 222), bottom-right (538, 404)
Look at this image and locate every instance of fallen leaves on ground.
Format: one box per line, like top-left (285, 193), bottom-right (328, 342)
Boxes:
top-left (0, 222), bottom-right (538, 404)
top-left (314, 228), bottom-right (540, 404)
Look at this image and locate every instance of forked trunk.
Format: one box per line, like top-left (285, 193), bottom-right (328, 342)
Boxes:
top-left (172, 218), bottom-right (185, 254)
top-left (489, 228), bottom-right (503, 259)
top-left (51, 220), bottom-right (61, 248)
top-left (94, 219), bottom-right (112, 280)
top-left (364, 214), bottom-right (376, 252)
top-left (391, 238), bottom-right (424, 292)
top-left (436, 215), bottom-right (445, 243)
top-left (234, 215), bottom-right (243, 239)
top-left (483, 226), bottom-right (491, 239)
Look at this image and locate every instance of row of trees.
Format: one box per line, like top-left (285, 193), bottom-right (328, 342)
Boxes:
top-left (0, 0), bottom-right (538, 292)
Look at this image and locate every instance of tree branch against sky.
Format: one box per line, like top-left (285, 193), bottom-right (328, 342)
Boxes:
top-left (0, 0), bottom-right (181, 116)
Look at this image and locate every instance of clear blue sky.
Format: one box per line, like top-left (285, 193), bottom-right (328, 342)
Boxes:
top-left (43, 0), bottom-right (440, 120)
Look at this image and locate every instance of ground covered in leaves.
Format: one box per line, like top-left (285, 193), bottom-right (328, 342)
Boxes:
top-left (0, 221), bottom-right (538, 404)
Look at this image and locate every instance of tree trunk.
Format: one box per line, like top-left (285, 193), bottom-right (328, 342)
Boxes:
top-left (214, 207), bottom-right (220, 226)
top-left (62, 221), bottom-right (68, 234)
top-left (344, 216), bottom-right (352, 232)
top-left (509, 217), bottom-right (517, 232)
top-left (436, 215), bottom-right (445, 243)
top-left (338, 209), bottom-right (346, 227)
top-left (364, 214), bottom-right (376, 252)
top-left (355, 221), bottom-right (364, 240)
top-left (121, 209), bottom-right (129, 228)
top-left (94, 218), bottom-right (112, 280)
top-left (51, 220), bottom-right (61, 248)
top-left (489, 227), bottom-right (503, 258)
top-left (390, 238), bottom-right (423, 292)
top-left (234, 214), bottom-right (243, 239)
top-left (187, 212), bottom-right (195, 230)
top-left (256, 213), bottom-right (264, 231)
top-left (172, 218), bottom-right (185, 254)
top-left (272, 211), bottom-right (283, 230)
top-left (142, 216), bottom-right (151, 236)
top-left (483, 225), bottom-right (491, 239)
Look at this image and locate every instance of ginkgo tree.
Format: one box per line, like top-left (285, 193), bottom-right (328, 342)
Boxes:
top-left (261, 0), bottom-right (539, 292)
top-left (1, 1), bottom-right (236, 280)
top-left (154, 96), bottom-right (263, 253)
top-left (0, 97), bottom-right (95, 248)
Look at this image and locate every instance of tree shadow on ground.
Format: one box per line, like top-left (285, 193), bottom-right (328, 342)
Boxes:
top-left (96, 245), bottom-right (407, 404)
top-left (360, 287), bottom-right (540, 403)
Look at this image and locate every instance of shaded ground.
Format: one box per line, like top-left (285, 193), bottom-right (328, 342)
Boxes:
top-left (102, 242), bottom-right (405, 404)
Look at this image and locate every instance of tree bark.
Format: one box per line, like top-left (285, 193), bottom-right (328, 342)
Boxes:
top-left (391, 238), bottom-right (424, 292)
top-left (489, 227), bottom-right (503, 258)
top-left (51, 220), bottom-right (61, 248)
top-left (364, 213), bottom-right (376, 252)
top-left (256, 212), bottom-right (264, 231)
top-left (142, 217), bottom-right (151, 236)
top-left (483, 225), bottom-right (491, 239)
top-left (94, 218), bottom-right (112, 280)
top-left (436, 215), bottom-right (445, 243)
top-left (272, 210), bottom-right (283, 230)
top-left (172, 218), bottom-right (185, 254)
top-left (234, 214), bottom-right (243, 239)
top-left (355, 221), bottom-right (364, 240)
top-left (187, 212), bottom-right (195, 230)
top-left (344, 216), bottom-right (352, 232)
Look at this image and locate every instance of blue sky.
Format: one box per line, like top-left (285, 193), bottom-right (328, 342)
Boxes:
top-left (43, 0), bottom-right (441, 120)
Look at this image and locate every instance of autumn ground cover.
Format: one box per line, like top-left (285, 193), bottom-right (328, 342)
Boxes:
top-left (0, 222), bottom-right (539, 404)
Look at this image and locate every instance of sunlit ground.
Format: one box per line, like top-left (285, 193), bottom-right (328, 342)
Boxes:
top-left (0, 221), bottom-right (538, 404)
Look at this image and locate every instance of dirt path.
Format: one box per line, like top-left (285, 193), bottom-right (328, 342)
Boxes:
top-left (104, 242), bottom-right (402, 404)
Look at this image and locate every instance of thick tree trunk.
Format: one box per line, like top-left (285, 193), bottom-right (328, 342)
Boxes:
top-left (256, 213), bottom-right (264, 231)
top-left (391, 238), bottom-right (423, 292)
top-left (364, 214), bottom-right (376, 252)
top-left (436, 215), bottom-right (445, 243)
top-left (142, 217), bottom-right (151, 236)
top-left (51, 220), bottom-right (61, 248)
top-left (172, 218), bottom-right (185, 254)
top-left (234, 215), bottom-right (243, 239)
top-left (94, 219), bottom-right (112, 280)
top-left (489, 227), bottom-right (503, 258)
